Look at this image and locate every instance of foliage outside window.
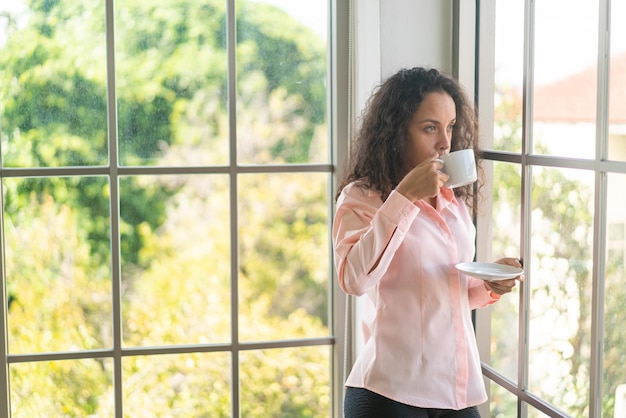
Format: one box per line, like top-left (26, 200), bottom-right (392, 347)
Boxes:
top-left (0, 0), bottom-right (332, 416)
top-left (483, 1), bottom-right (626, 417)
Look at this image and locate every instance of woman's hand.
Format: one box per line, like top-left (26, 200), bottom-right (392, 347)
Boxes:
top-left (395, 157), bottom-right (448, 202)
top-left (483, 257), bottom-right (524, 295)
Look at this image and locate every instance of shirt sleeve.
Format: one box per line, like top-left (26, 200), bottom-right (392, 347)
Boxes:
top-left (467, 277), bottom-right (501, 309)
top-left (333, 185), bottom-right (419, 296)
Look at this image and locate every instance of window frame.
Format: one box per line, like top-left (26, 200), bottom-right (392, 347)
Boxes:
top-left (474, 0), bottom-right (626, 417)
top-left (0, 0), bottom-right (350, 416)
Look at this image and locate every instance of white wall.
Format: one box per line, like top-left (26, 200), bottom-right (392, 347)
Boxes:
top-left (379, 0), bottom-right (453, 77)
top-left (353, 0), bottom-right (454, 118)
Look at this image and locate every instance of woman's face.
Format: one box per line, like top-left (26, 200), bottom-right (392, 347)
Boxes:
top-left (404, 91), bottom-right (455, 170)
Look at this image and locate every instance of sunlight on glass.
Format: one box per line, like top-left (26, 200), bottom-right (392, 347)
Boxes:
top-left (1, 0), bottom-right (334, 415)
top-left (240, 347), bottom-right (330, 417)
top-left (490, 383), bottom-right (519, 418)
top-left (0, 0), bottom-right (108, 167)
top-left (603, 173), bottom-right (626, 418)
top-left (238, 172), bottom-right (330, 341)
top-left (608, 2), bottom-right (626, 162)
top-left (122, 353), bottom-right (231, 416)
top-left (528, 167), bottom-right (594, 416)
top-left (4, 177), bottom-right (112, 354)
top-left (236, 0), bottom-right (328, 164)
top-left (527, 404), bottom-right (554, 418)
top-left (115, 0), bottom-right (229, 166)
top-left (120, 174), bottom-right (231, 346)
top-left (532, 0), bottom-right (599, 158)
top-left (492, 0), bottom-right (524, 153)
top-left (10, 359), bottom-right (113, 417)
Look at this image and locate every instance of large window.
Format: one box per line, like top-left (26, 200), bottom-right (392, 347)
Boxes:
top-left (477, 0), bottom-right (626, 417)
top-left (0, 0), bottom-right (345, 416)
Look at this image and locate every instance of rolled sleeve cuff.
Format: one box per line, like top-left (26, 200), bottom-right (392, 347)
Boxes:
top-left (469, 282), bottom-right (501, 309)
top-left (379, 190), bottom-right (420, 231)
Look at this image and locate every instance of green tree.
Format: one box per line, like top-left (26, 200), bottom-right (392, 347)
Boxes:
top-left (5, 192), bottom-right (112, 415)
top-left (236, 1), bottom-right (327, 163)
top-left (2, 0), bottom-right (330, 415)
top-left (0, 0), bottom-right (175, 268)
top-left (602, 197), bottom-right (626, 417)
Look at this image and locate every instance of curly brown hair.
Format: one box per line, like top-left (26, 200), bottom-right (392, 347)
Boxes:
top-left (337, 67), bottom-right (482, 213)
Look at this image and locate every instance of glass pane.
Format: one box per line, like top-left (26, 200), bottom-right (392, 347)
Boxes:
top-left (5, 177), bottom-right (111, 354)
top-left (238, 173), bottom-right (330, 341)
top-left (528, 167), bottom-right (594, 416)
top-left (492, 0), bottom-right (524, 153)
top-left (240, 346), bottom-right (330, 417)
top-left (10, 359), bottom-right (113, 417)
top-left (489, 161), bottom-right (522, 381)
top-left (0, 0), bottom-right (108, 167)
top-left (120, 174), bottom-right (231, 346)
top-left (532, 0), bottom-right (599, 158)
top-left (603, 173), bottom-right (626, 417)
top-left (527, 403), bottom-right (555, 418)
top-left (608, 1), bottom-right (626, 161)
top-left (123, 353), bottom-right (231, 416)
top-left (236, 0), bottom-right (328, 164)
top-left (115, 0), bottom-right (229, 166)
top-left (490, 383), bottom-right (518, 417)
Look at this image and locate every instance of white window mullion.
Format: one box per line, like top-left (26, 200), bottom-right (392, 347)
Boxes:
top-left (0, 187), bottom-right (9, 418)
top-left (225, 0), bottom-right (240, 416)
top-left (104, 0), bottom-right (123, 415)
top-left (588, 0), bottom-right (612, 416)
top-left (518, 0), bottom-right (536, 416)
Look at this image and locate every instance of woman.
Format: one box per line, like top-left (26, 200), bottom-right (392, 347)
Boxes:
top-left (333, 67), bottom-right (522, 417)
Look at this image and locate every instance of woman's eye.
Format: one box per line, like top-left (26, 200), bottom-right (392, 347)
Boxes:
top-left (425, 126), bottom-right (436, 133)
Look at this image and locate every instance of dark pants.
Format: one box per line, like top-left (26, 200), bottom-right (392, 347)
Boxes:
top-left (344, 387), bottom-right (482, 418)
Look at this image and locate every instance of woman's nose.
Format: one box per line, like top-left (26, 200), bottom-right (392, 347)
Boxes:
top-left (438, 131), bottom-right (451, 150)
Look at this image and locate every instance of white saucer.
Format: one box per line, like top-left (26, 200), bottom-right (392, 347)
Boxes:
top-left (455, 262), bottom-right (523, 281)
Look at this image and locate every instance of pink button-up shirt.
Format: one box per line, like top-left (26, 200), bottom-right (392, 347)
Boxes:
top-left (333, 182), bottom-right (499, 410)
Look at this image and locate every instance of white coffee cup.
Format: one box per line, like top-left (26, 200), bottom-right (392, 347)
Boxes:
top-left (437, 149), bottom-right (477, 188)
